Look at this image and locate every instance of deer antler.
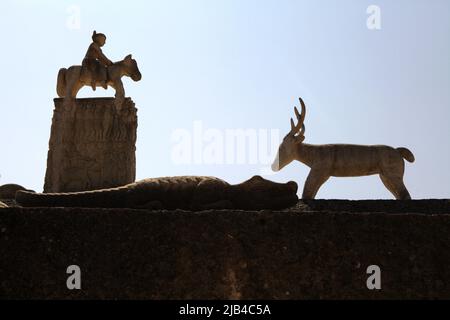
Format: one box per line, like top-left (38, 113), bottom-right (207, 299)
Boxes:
top-left (290, 97), bottom-right (306, 136)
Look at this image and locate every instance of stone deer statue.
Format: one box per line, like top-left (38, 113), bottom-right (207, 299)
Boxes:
top-left (271, 98), bottom-right (415, 200)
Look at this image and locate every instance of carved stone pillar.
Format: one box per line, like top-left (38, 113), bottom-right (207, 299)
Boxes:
top-left (44, 98), bottom-right (137, 193)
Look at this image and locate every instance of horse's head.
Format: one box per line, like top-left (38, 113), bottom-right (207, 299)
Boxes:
top-left (122, 54), bottom-right (142, 81)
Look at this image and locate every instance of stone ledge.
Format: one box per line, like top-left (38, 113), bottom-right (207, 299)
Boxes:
top-left (0, 200), bottom-right (449, 299)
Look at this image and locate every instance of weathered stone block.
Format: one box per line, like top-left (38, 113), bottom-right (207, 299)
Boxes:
top-left (44, 98), bottom-right (137, 193)
top-left (0, 200), bottom-right (450, 299)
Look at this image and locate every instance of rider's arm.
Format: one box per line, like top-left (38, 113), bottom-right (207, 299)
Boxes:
top-left (94, 45), bottom-right (113, 66)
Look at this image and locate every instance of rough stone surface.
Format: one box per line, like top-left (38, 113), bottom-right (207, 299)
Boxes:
top-left (44, 98), bottom-right (137, 193)
top-left (1, 200), bottom-right (449, 300)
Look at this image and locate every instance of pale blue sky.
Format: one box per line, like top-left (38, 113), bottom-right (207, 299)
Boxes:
top-left (1, 0), bottom-right (449, 199)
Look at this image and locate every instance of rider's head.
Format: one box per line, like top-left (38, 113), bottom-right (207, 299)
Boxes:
top-left (92, 30), bottom-right (106, 46)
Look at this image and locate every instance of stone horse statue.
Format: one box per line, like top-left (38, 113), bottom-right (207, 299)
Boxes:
top-left (56, 54), bottom-right (142, 107)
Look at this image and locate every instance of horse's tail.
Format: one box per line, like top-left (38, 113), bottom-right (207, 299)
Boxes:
top-left (56, 68), bottom-right (67, 97)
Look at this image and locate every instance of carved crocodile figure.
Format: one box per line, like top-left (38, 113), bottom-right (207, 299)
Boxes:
top-left (0, 184), bottom-right (34, 199)
top-left (16, 175), bottom-right (298, 210)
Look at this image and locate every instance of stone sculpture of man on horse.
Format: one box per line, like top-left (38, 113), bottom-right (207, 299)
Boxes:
top-left (57, 30), bottom-right (142, 107)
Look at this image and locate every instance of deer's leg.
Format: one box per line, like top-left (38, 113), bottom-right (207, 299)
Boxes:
top-left (396, 181), bottom-right (411, 200)
top-left (379, 174), bottom-right (411, 200)
top-left (302, 170), bottom-right (329, 200)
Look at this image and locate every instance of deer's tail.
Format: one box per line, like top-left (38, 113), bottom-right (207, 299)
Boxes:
top-left (397, 147), bottom-right (415, 163)
top-left (56, 68), bottom-right (67, 97)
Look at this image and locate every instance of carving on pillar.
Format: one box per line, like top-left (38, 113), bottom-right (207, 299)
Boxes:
top-left (44, 98), bottom-right (138, 193)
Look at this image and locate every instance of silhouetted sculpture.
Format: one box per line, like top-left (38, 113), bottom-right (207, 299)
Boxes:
top-left (56, 31), bottom-right (142, 107)
top-left (272, 98), bottom-right (415, 200)
top-left (46, 31), bottom-right (141, 193)
top-left (18, 176), bottom-right (298, 210)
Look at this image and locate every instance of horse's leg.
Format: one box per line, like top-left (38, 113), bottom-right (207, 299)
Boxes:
top-left (72, 80), bottom-right (83, 98)
top-left (113, 79), bottom-right (125, 99)
top-left (101, 67), bottom-right (108, 89)
top-left (112, 79), bottom-right (125, 111)
top-left (63, 68), bottom-right (84, 112)
top-left (65, 77), bottom-right (75, 99)
top-left (63, 75), bottom-right (77, 111)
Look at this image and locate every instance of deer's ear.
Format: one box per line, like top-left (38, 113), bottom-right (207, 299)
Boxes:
top-left (295, 135), bottom-right (305, 144)
top-left (125, 54), bottom-right (132, 60)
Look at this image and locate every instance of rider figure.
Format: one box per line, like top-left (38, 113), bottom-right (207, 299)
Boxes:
top-left (82, 31), bottom-right (113, 90)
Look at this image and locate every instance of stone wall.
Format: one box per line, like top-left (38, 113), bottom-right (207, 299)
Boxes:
top-left (1, 200), bottom-right (449, 299)
top-left (44, 98), bottom-right (137, 193)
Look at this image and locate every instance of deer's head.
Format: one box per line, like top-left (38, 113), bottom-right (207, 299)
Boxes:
top-left (271, 97), bottom-right (306, 172)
